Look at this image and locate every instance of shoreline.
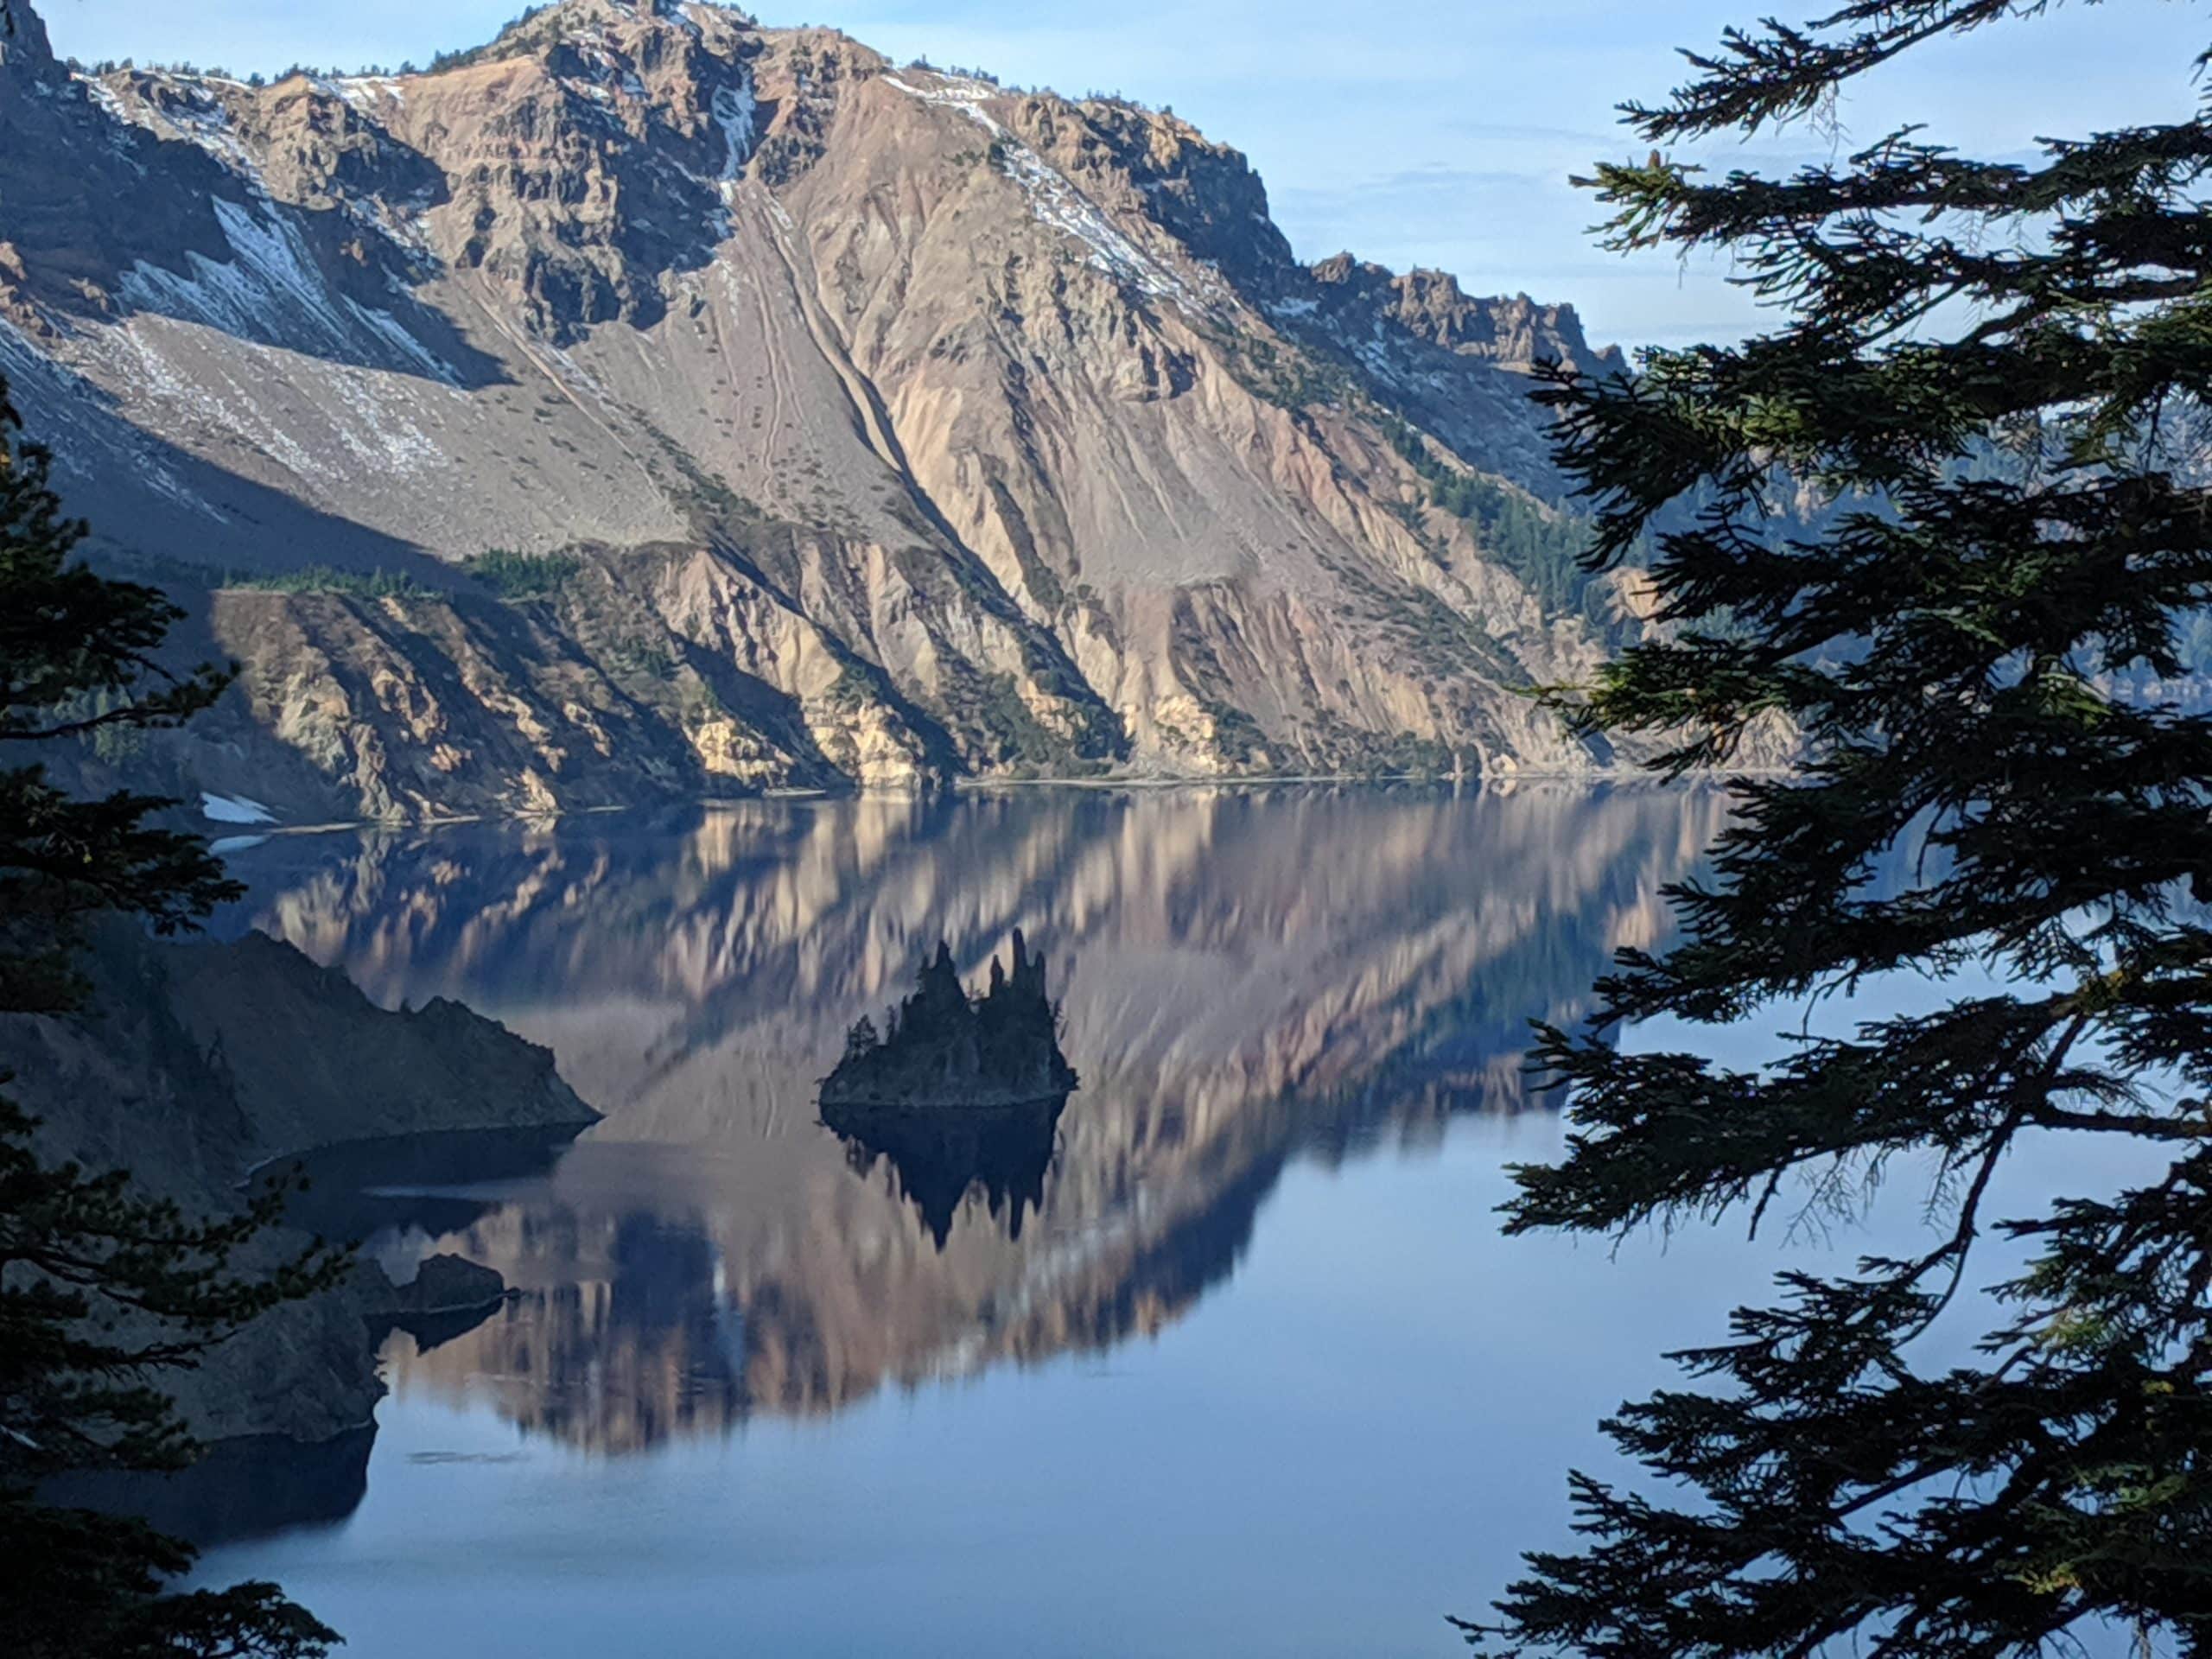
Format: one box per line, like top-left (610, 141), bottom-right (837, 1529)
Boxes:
top-left (205, 769), bottom-right (1762, 842)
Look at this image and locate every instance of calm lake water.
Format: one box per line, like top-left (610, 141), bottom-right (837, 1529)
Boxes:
top-left (181, 785), bottom-right (2126, 1657)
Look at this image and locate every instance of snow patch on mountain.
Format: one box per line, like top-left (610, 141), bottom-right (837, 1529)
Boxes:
top-left (330, 75), bottom-right (409, 114)
top-left (712, 81), bottom-right (757, 194)
top-left (116, 199), bottom-right (455, 383)
top-left (41, 296), bottom-right (462, 501)
top-left (884, 73), bottom-right (1224, 315)
top-left (0, 318), bottom-right (219, 517)
top-left (696, 78), bottom-right (760, 234)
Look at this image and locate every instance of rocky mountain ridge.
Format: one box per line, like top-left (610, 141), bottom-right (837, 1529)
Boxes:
top-left (0, 0), bottom-right (1668, 818)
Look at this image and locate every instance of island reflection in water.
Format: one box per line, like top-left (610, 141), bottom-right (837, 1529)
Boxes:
top-left (214, 784), bottom-right (1721, 1457)
top-left (830, 1091), bottom-right (1071, 1247)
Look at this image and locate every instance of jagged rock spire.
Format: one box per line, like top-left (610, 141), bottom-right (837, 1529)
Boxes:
top-left (823, 935), bottom-right (1076, 1109)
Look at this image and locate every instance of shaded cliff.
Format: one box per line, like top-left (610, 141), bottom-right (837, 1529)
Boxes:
top-left (0, 918), bottom-right (597, 1444)
top-left (0, 0), bottom-right (1681, 818)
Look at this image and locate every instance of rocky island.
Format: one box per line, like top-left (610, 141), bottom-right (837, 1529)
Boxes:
top-left (821, 933), bottom-right (1077, 1244)
top-left (822, 932), bottom-right (1077, 1109)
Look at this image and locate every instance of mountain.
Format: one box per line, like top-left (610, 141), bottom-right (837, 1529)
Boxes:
top-left (0, 0), bottom-right (1652, 818)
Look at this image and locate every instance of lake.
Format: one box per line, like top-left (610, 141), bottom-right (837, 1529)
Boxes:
top-left (183, 785), bottom-right (2103, 1657)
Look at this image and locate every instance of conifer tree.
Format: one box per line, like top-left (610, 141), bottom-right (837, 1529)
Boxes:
top-left (1465, 3), bottom-right (2212, 1655)
top-left (0, 364), bottom-right (343, 1656)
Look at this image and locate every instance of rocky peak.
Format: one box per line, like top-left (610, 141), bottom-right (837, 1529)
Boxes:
top-left (1001, 93), bottom-right (1298, 291)
top-left (53, 0), bottom-right (772, 345)
top-left (413, 0), bottom-right (763, 151)
top-left (452, 0), bottom-right (751, 67)
top-left (1307, 251), bottom-right (1618, 374)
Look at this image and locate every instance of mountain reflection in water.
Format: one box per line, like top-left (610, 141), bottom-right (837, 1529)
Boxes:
top-left (216, 784), bottom-right (1722, 1457)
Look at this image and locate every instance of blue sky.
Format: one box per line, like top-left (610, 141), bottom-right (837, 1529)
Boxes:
top-left (32, 0), bottom-right (2207, 350)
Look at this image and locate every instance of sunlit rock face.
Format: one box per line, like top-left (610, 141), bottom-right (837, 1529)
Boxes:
top-left (218, 784), bottom-right (1726, 1452)
top-left (1, 0), bottom-right (1659, 817)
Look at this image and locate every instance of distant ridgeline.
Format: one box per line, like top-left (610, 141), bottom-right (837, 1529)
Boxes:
top-left (822, 933), bottom-right (1077, 1109)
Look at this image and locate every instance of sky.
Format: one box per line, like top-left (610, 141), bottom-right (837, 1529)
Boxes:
top-left (29, 0), bottom-right (2209, 351)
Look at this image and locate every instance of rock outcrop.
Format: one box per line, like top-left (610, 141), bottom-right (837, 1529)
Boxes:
top-left (370, 1252), bottom-right (512, 1353)
top-left (821, 931), bottom-right (1075, 1108)
top-left (0, 0), bottom-right (1661, 817)
top-left (1, 918), bottom-right (597, 1444)
top-left (380, 1253), bottom-right (506, 1317)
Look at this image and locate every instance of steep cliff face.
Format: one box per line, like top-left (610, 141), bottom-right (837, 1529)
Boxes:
top-left (0, 0), bottom-right (1650, 817)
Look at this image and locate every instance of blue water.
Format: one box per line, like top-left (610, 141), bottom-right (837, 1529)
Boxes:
top-left (182, 785), bottom-right (2134, 1657)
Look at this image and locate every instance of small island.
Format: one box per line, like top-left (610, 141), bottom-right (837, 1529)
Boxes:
top-left (820, 931), bottom-right (1077, 1109)
top-left (821, 933), bottom-right (1077, 1245)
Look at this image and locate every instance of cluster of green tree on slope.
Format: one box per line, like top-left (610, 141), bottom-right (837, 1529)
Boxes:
top-left (1467, 0), bottom-right (2212, 1654)
top-left (1377, 412), bottom-right (1615, 624)
top-left (0, 374), bottom-right (341, 1649)
top-left (111, 548), bottom-right (582, 603)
